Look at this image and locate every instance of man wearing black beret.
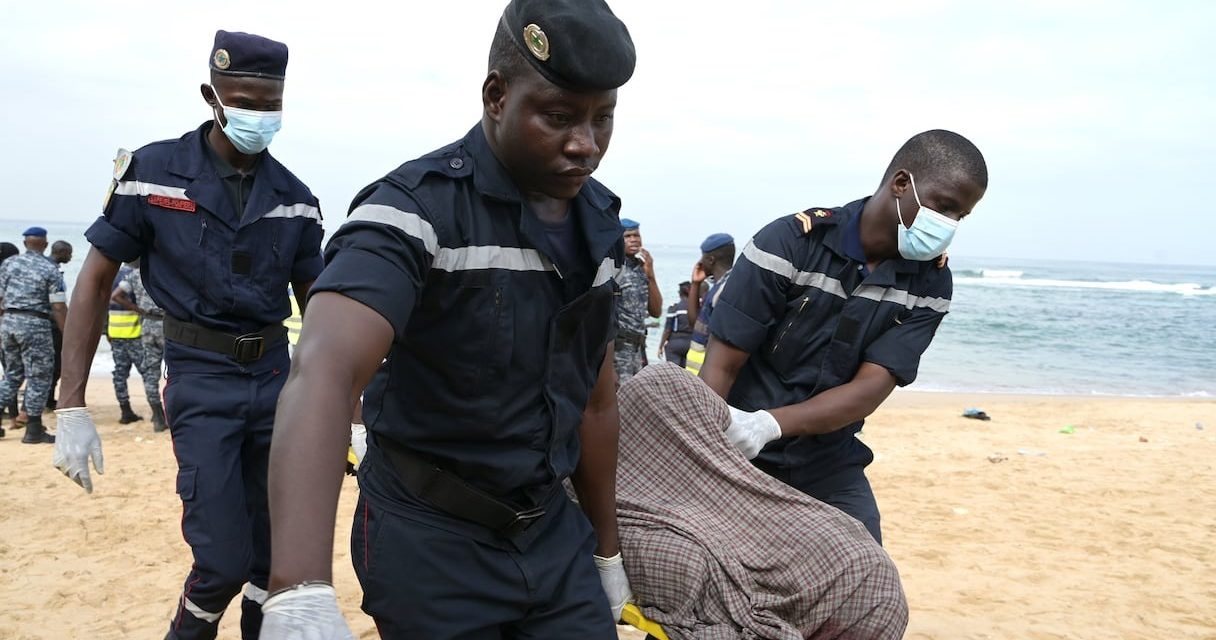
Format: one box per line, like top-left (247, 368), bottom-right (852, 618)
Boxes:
top-left (264, 0), bottom-right (636, 638)
top-left (55, 29), bottom-right (323, 640)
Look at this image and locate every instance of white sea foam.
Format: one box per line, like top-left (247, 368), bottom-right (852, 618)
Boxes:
top-left (956, 275), bottom-right (1215, 296)
top-left (980, 269), bottom-right (1024, 278)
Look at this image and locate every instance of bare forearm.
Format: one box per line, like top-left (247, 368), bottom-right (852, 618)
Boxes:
top-left (60, 252), bottom-right (119, 407)
top-left (571, 404), bottom-right (622, 557)
top-left (686, 288), bottom-right (701, 330)
top-left (646, 276), bottom-right (662, 318)
top-left (51, 304), bottom-right (67, 333)
top-left (769, 366), bottom-right (897, 437)
top-left (292, 279), bottom-right (314, 314)
top-left (267, 363), bottom-right (355, 590)
top-left (700, 336), bottom-right (745, 397)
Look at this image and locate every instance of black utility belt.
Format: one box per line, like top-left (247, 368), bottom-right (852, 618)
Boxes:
top-left (163, 315), bottom-right (286, 364)
top-left (379, 437), bottom-right (549, 538)
top-left (615, 331), bottom-right (646, 347)
top-left (4, 308), bottom-right (50, 320)
top-left (143, 310), bottom-right (166, 319)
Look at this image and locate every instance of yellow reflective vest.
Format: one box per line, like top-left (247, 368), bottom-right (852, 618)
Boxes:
top-left (107, 310), bottom-right (142, 339)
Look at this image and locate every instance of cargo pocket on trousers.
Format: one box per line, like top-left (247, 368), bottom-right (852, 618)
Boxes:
top-left (176, 466), bottom-right (198, 502)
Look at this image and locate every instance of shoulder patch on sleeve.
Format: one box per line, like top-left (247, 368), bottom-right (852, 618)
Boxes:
top-left (113, 148), bottom-right (133, 180)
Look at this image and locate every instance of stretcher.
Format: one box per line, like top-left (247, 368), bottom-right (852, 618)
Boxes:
top-left (622, 603), bottom-right (669, 640)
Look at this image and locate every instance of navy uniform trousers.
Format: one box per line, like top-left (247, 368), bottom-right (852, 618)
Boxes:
top-left (351, 445), bottom-right (617, 640)
top-left (161, 349), bottom-right (287, 640)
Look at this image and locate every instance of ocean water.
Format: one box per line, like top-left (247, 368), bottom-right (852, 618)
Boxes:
top-left (5, 219), bottom-right (1213, 397)
top-left (646, 245), bottom-right (1215, 398)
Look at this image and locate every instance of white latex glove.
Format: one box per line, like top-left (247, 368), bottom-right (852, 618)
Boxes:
top-left (259, 583), bottom-right (354, 640)
top-left (53, 407), bottom-right (105, 493)
top-left (724, 406), bottom-right (782, 459)
top-left (350, 424), bottom-right (367, 469)
top-left (594, 553), bottom-right (633, 622)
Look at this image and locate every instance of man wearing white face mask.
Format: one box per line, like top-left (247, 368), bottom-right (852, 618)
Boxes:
top-left (54, 30), bottom-right (323, 639)
top-left (698, 130), bottom-right (988, 544)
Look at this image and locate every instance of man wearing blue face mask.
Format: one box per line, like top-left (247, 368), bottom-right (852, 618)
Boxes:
top-left (53, 30), bottom-right (323, 640)
top-left (699, 130), bottom-right (988, 545)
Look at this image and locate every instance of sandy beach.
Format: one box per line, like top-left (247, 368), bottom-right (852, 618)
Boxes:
top-left (1, 376), bottom-right (1213, 639)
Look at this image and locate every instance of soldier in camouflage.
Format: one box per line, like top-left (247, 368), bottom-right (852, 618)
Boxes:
top-left (613, 218), bottom-right (662, 386)
top-left (0, 227), bottom-right (67, 443)
top-left (105, 264), bottom-right (158, 425)
top-left (111, 263), bottom-right (166, 431)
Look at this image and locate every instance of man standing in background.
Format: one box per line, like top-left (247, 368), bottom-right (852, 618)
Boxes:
top-left (683, 233), bottom-right (734, 376)
top-left (111, 263), bottom-right (167, 432)
top-left (614, 218), bottom-right (661, 385)
top-left (105, 263), bottom-right (154, 425)
top-left (657, 281), bottom-right (693, 366)
top-left (0, 227), bottom-right (66, 443)
top-left (46, 241), bottom-right (73, 410)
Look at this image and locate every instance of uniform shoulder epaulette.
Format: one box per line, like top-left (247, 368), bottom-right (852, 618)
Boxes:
top-left (792, 208), bottom-right (832, 235)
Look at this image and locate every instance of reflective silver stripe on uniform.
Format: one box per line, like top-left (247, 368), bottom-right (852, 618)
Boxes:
top-left (243, 583), bottom-right (268, 604)
top-left (263, 203), bottom-right (321, 222)
top-left (113, 180), bottom-right (189, 200)
top-left (49, 292), bottom-right (66, 304)
top-left (181, 596), bottom-right (223, 623)
top-left (346, 204), bottom-right (439, 255)
top-left (744, 241), bottom-right (950, 311)
top-left (433, 245), bottom-right (553, 273)
top-left (741, 241), bottom-right (848, 299)
top-left (854, 285), bottom-right (951, 312)
top-left (592, 257), bottom-right (619, 287)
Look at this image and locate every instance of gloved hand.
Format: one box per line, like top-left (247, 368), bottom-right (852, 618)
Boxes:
top-left (259, 583), bottom-right (354, 640)
top-left (53, 407), bottom-right (105, 493)
top-left (594, 553), bottom-right (633, 622)
top-left (724, 406), bottom-right (782, 459)
top-left (350, 424), bottom-right (367, 469)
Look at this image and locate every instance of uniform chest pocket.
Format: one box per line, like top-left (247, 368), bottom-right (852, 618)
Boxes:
top-left (412, 271), bottom-right (514, 388)
top-left (766, 289), bottom-right (844, 374)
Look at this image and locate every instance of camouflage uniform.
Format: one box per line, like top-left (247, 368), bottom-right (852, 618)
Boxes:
top-left (118, 268), bottom-right (164, 400)
top-left (0, 251), bottom-right (66, 417)
top-left (107, 266), bottom-right (155, 405)
top-left (614, 256), bottom-right (649, 385)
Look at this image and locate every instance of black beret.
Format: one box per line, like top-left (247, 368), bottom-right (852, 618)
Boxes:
top-left (501, 0), bottom-right (636, 91)
top-left (210, 30), bottom-right (288, 80)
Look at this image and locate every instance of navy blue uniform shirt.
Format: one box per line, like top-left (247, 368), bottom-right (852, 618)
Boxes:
top-left (710, 198), bottom-right (952, 483)
top-left (86, 122), bottom-right (324, 373)
top-left (311, 124), bottom-right (625, 506)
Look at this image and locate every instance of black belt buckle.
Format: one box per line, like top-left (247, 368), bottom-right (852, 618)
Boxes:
top-left (502, 506), bottom-right (546, 537)
top-left (233, 334), bottom-right (265, 363)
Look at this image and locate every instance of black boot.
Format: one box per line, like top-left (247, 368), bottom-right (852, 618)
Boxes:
top-left (118, 401), bottom-right (143, 424)
top-left (151, 402), bottom-right (167, 433)
top-left (22, 417), bottom-right (55, 444)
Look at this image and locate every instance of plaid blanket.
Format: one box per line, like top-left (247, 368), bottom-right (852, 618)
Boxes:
top-left (617, 363), bottom-right (908, 639)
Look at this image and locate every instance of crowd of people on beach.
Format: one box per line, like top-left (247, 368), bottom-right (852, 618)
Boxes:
top-left (10, 1), bottom-right (990, 637)
top-left (0, 226), bottom-right (168, 442)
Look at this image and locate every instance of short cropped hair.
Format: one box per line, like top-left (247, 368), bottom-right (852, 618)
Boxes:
top-left (883, 130), bottom-right (988, 190)
top-left (487, 20), bottom-right (530, 82)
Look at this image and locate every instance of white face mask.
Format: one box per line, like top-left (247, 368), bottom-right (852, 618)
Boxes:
top-left (896, 172), bottom-right (958, 261)
top-left (210, 85), bottom-right (282, 155)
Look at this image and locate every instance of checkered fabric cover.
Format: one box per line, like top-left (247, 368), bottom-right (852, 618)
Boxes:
top-left (616, 363), bottom-right (908, 639)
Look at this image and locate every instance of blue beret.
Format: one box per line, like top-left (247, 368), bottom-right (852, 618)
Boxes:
top-left (700, 233), bottom-right (734, 253)
top-left (620, 218), bottom-right (640, 230)
top-left (210, 30), bottom-right (288, 80)
top-left (501, 0), bottom-right (636, 91)
top-left (22, 226), bottom-right (47, 238)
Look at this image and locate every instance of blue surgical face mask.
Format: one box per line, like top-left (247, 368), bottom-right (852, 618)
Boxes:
top-left (210, 85), bottom-right (282, 155)
top-left (896, 172), bottom-right (958, 261)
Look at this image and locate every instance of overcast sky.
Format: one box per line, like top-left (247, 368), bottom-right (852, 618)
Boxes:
top-left (2, 0), bottom-right (1213, 266)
